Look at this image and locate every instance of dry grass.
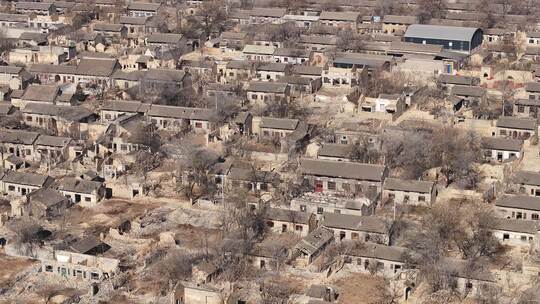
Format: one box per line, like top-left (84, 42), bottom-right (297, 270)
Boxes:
top-left (333, 273), bottom-right (387, 304)
top-left (0, 253), bottom-right (37, 286)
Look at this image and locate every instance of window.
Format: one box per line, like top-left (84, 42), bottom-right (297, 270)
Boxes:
top-left (518, 105), bottom-right (525, 113)
top-left (295, 225), bottom-right (303, 232)
top-left (85, 197), bottom-right (91, 202)
top-left (317, 207), bottom-right (324, 214)
top-left (195, 122), bottom-right (203, 128)
top-left (91, 272), bottom-right (99, 280)
top-left (351, 232), bottom-right (359, 240)
top-left (8, 185), bottom-right (15, 191)
top-left (521, 235), bottom-right (528, 241)
top-left (251, 94), bottom-right (257, 100)
top-left (26, 116), bottom-right (32, 122)
top-left (45, 265), bottom-right (53, 272)
top-left (334, 209), bottom-right (341, 214)
top-left (327, 181), bottom-right (336, 190)
top-left (267, 221), bottom-right (274, 227)
top-left (388, 193), bottom-right (395, 199)
top-left (503, 233), bottom-right (509, 240)
top-left (342, 183), bottom-right (350, 191)
top-left (533, 213), bottom-right (539, 220)
top-left (500, 130), bottom-right (507, 135)
top-left (418, 196), bottom-right (425, 202)
top-left (300, 205), bottom-right (306, 212)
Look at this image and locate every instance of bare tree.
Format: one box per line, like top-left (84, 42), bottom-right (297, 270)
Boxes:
top-left (416, 0), bottom-right (446, 23)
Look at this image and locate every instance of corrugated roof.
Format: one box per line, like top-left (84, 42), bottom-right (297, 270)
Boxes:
top-left (404, 24), bottom-right (481, 42)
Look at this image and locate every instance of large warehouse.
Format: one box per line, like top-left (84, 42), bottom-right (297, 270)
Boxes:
top-left (404, 24), bottom-right (483, 54)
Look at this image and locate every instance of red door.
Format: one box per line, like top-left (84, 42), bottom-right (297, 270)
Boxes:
top-left (315, 182), bottom-right (323, 193)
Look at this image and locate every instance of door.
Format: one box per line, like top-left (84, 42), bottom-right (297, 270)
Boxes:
top-left (315, 181), bottom-right (323, 193)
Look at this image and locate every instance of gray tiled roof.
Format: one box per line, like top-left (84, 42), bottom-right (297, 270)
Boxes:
top-left (481, 137), bottom-right (523, 152)
top-left (2, 171), bottom-right (52, 187)
top-left (260, 117), bottom-right (299, 130)
top-left (496, 116), bottom-right (537, 130)
top-left (318, 143), bottom-right (353, 158)
top-left (319, 11), bottom-right (360, 22)
top-left (0, 129), bottom-right (39, 145)
top-left (22, 84), bottom-right (59, 103)
top-left (496, 195), bottom-right (540, 211)
top-left (321, 212), bottom-right (387, 234)
top-left (384, 178), bottom-right (434, 193)
top-left (55, 177), bottom-right (103, 194)
top-left (127, 2), bottom-right (161, 12)
top-left (247, 81), bottom-right (288, 93)
top-left (300, 158), bottom-right (386, 181)
top-left (514, 171), bottom-right (540, 187)
top-left (348, 243), bottom-right (407, 262)
top-left (35, 135), bottom-right (73, 147)
top-left (76, 58), bottom-right (118, 77)
top-left (266, 207), bottom-right (311, 225)
top-left (489, 218), bottom-right (540, 234)
top-left (147, 105), bottom-right (215, 121)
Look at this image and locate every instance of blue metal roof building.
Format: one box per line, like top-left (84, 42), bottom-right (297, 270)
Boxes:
top-left (404, 24), bottom-right (483, 54)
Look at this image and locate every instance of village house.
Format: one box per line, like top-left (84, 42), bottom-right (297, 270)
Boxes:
top-left (495, 195), bottom-right (540, 220)
top-left (265, 207), bottom-right (316, 237)
top-left (358, 94), bottom-right (406, 118)
top-left (16, 2), bottom-right (56, 16)
top-left (321, 212), bottom-right (389, 244)
top-left (223, 60), bottom-right (254, 83)
top-left (382, 15), bottom-right (418, 35)
top-left (93, 23), bottom-right (127, 44)
top-left (54, 177), bottom-right (105, 204)
top-left (220, 31), bottom-right (248, 51)
top-left (226, 165), bottom-right (280, 193)
top-left (127, 2), bottom-right (161, 17)
top-left (282, 13), bottom-right (319, 28)
top-left (526, 32), bottom-right (540, 46)
top-left (496, 116), bottom-right (537, 139)
top-left (444, 258), bottom-right (496, 298)
top-left (344, 243), bottom-right (408, 278)
top-left (171, 282), bottom-right (222, 304)
top-left (290, 192), bottom-right (374, 219)
top-left (383, 178), bottom-right (437, 206)
top-left (147, 105), bottom-right (216, 132)
top-left (0, 65), bottom-right (33, 90)
top-left (242, 45), bottom-right (276, 62)
top-left (0, 129), bottom-right (39, 162)
top-left (280, 75), bottom-right (322, 95)
top-left (299, 35), bottom-right (338, 51)
top-left (9, 46), bottom-right (68, 66)
top-left (299, 158), bottom-right (388, 196)
top-left (514, 97), bottom-right (540, 119)
top-left (317, 143), bottom-right (354, 162)
top-left (253, 33), bottom-right (284, 48)
top-left (291, 65), bottom-right (323, 80)
top-left (1, 171), bottom-right (54, 196)
top-left (21, 188), bottom-right (71, 220)
top-left (524, 82), bottom-right (540, 100)
top-left (21, 104), bottom-right (97, 137)
top-left (248, 8), bottom-right (286, 24)
top-left (481, 137), bottom-right (523, 162)
top-left (0, 13), bottom-right (29, 28)
top-left (514, 171), bottom-right (540, 197)
top-left (146, 33), bottom-right (186, 49)
top-left (254, 63), bottom-right (289, 81)
top-left (100, 100), bottom-right (150, 122)
top-left (40, 247), bottom-right (119, 281)
top-left (293, 226), bottom-right (334, 265)
top-left (488, 218), bottom-right (539, 246)
top-left (34, 135), bottom-right (73, 164)
top-left (319, 11), bottom-right (361, 30)
top-left (273, 48), bottom-right (310, 64)
top-left (451, 85), bottom-right (485, 104)
top-left (246, 81), bottom-right (290, 105)
top-left (15, 84), bottom-right (60, 109)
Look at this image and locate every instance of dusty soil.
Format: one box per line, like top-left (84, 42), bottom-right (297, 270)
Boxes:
top-left (0, 253), bottom-right (37, 287)
top-left (332, 273), bottom-right (387, 304)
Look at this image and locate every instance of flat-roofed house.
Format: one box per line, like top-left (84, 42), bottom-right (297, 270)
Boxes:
top-left (265, 208), bottom-right (316, 237)
top-left (495, 195), bottom-right (540, 220)
top-left (383, 178), bottom-right (437, 205)
top-left (496, 116), bottom-right (537, 139)
top-left (404, 24), bottom-right (483, 54)
top-left (290, 192), bottom-right (374, 219)
top-left (514, 171), bottom-right (540, 197)
top-left (481, 137), bottom-right (523, 162)
top-left (299, 158), bottom-right (388, 196)
top-left (321, 212), bottom-right (389, 244)
top-left (1, 171), bottom-right (54, 196)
